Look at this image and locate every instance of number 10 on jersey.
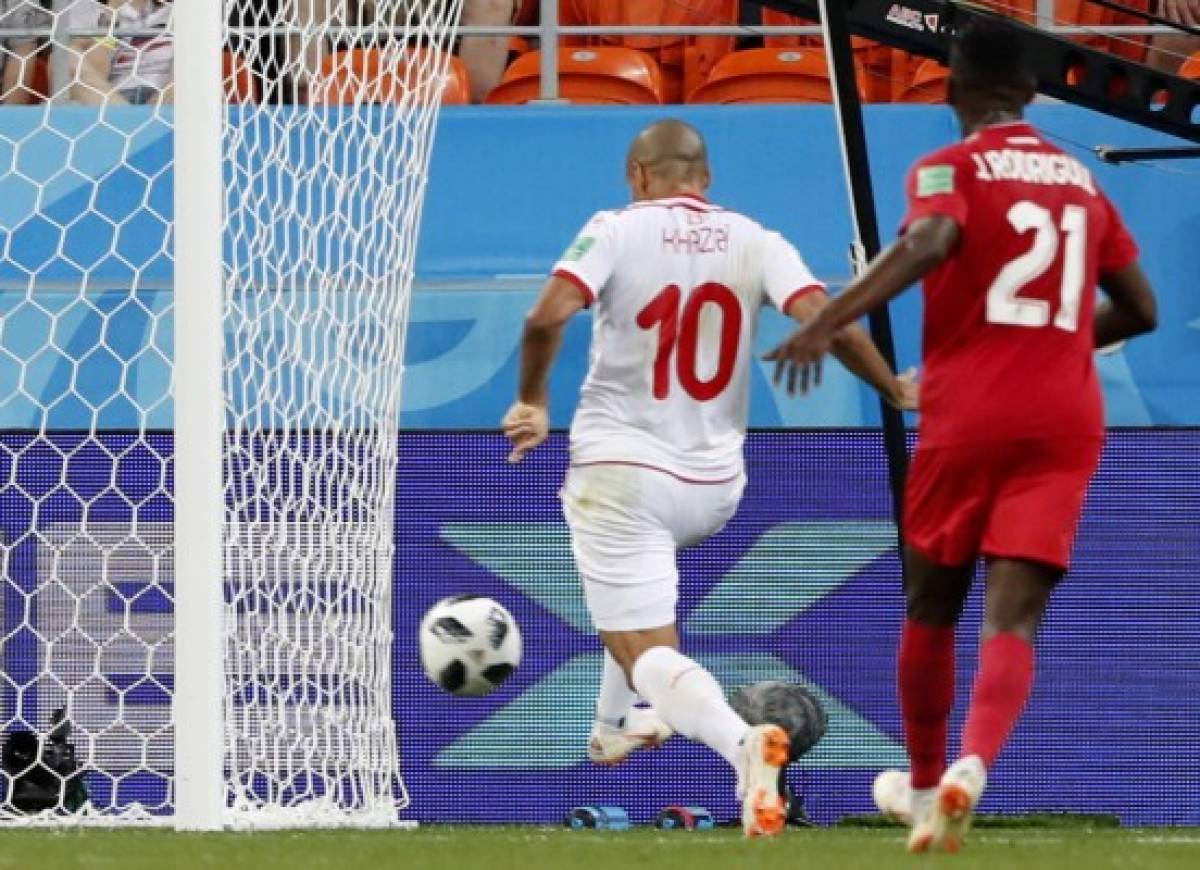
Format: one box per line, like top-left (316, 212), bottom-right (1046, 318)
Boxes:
top-left (637, 283), bottom-right (742, 401)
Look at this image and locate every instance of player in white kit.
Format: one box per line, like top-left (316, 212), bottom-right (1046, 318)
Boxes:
top-left (503, 120), bottom-right (914, 837)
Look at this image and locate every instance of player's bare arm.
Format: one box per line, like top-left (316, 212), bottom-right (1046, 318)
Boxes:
top-left (1094, 263), bottom-right (1158, 348)
top-left (503, 275), bottom-right (587, 463)
top-left (784, 291), bottom-right (917, 410)
top-left (765, 215), bottom-right (960, 396)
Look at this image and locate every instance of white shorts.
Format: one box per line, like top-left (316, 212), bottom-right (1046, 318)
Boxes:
top-left (560, 462), bottom-right (745, 632)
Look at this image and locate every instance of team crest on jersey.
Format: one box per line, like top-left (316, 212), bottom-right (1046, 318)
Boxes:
top-left (917, 165), bottom-right (955, 197)
top-left (562, 235), bottom-right (595, 261)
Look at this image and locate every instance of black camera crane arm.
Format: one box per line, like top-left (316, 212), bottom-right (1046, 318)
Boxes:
top-left (763, 0), bottom-right (1200, 145)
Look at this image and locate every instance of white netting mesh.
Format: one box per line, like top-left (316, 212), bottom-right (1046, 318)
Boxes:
top-left (0, 0), bottom-right (462, 826)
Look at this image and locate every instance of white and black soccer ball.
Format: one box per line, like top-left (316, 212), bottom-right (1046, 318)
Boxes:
top-left (419, 595), bottom-right (522, 697)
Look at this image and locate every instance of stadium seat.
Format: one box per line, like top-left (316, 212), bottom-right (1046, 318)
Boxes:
top-left (485, 47), bottom-right (664, 105)
top-left (508, 36), bottom-right (534, 58)
top-left (898, 59), bottom-right (950, 104)
top-left (311, 49), bottom-right (470, 105)
top-left (561, 0), bottom-right (736, 102)
top-left (760, 7), bottom-right (895, 101)
top-left (224, 52), bottom-right (258, 104)
top-left (760, 7), bottom-right (821, 49)
top-left (687, 47), bottom-right (868, 105)
top-left (980, 1), bottom-right (1151, 62)
top-left (1180, 51), bottom-right (1200, 80)
top-left (1062, 0), bottom-right (1151, 62)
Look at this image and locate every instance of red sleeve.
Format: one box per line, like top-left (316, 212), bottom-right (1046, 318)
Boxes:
top-left (900, 151), bottom-right (970, 234)
top-left (1097, 192), bottom-right (1139, 276)
top-left (552, 268), bottom-right (596, 308)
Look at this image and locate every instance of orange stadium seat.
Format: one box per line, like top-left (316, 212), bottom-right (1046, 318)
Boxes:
top-left (485, 46), bottom-right (664, 104)
top-left (687, 47), bottom-right (868, 105)
top-left (980, 1), bottom-right (1151, 62)
top-left (761, 7), bottom-right (896, 101)
top-left (311, 49), bottom-right (470, 105)
top-left (224, 52), bottom-right (258, 104)
top-left (1180, 52), bottom-right (1200, 80)
top-left (1059, 0), bottom-right (1151, 62)
top-left (508, 36), bottom-right (534, 58)
top-left (898, 59), bottom-right (950, 104)
top-left (561, 0), bottom-right (736, 102)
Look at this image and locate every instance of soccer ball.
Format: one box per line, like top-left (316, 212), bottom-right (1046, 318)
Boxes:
top-left (419, 595), bottom-right (522, 696)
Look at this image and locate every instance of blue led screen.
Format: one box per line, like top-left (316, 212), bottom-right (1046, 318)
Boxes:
top-left (1, 429), bottom-right (1196, 825)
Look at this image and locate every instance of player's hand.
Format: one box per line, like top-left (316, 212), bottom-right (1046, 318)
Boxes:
top-left (889, 367), bottom-right (920, 411)
top-left (763, 322), bottom-right (835, 396)
top-left (502, 402), bottom-right (549, 464)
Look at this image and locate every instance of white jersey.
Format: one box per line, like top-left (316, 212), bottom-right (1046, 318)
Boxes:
top-left (552, 194), bottom-right (823, 482)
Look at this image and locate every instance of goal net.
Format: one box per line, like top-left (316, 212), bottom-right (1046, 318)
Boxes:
top-left (0, 0), bottom-right (463, 827)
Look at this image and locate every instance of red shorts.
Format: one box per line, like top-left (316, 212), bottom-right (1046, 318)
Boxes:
top-left (904, 437), bottom-right (1103, 571)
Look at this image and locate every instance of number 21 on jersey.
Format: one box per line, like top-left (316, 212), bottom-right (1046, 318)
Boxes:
top-left (986, 200), bottom-right (1087, 332)
top-left (636, 282), bottom-right (742, 401)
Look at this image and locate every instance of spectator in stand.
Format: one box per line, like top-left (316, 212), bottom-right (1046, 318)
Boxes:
top-left (1, 1), bottom-right (49, 104)
top-left (1148, 0), bottom-right (1200, 72)
top-left (459, 0), bottom-right (536, 103)
top-left (277, 1), bottom-right (531, 103)
top-left (985, 1), bottom-right (1198, 71)
top-left (66, 0), bottom-right (172, 105)
top-left (280, 0), bottom-right (358, 102)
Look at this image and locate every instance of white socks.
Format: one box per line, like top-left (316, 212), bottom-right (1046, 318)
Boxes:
top-left (595, 649), bottom-right (638, 729)
top-left (631, 646), bottom-right (748, 768)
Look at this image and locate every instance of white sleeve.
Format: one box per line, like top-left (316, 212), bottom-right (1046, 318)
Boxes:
top-left (550, 211), bottom-right (618, 308)
top-left (761, 230), bottom-right (825, 315)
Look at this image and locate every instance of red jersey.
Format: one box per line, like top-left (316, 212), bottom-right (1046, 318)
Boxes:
top-left (901, 121), bottom-right (1139, 447)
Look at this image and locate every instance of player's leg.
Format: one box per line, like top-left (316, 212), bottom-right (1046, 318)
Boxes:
top-left (570, 464), bottom-right (786, 836)
top-left (602, 622), bottom-right (747, 769)
top-left (961, 557), bottom-right (1058, 764)
top-left (588, 647), bottom-right (673, 765)
top-left (929, 437), bottom-right (1100, 852)
top-left (926, 557), bottom-right (1058, 852)
top-left (886, 444), bottom-right (983, 847)
top-left (645, 470), bottom-right (789, 837)
top-left (892, 545), bottom-right (972, 849)
top-left (604, 624), bottom-right (789, 838)
top-left (561, 464), bottom-right (676, 765)
top-left (594, 647), bottom-right (637, 730)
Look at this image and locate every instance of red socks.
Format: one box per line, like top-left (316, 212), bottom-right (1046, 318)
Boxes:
top-left (898, 619), bottom-right (956, 789)
top-left (961, 633), bottom-right (1035, 766)
top-left (899, 624), bottom-right (1036, 784)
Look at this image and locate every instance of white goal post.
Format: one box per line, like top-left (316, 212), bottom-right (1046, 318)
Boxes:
top-left (0, 1), bottom-right (463, 829)
top-left (173, 0), bottom-right (226, 831)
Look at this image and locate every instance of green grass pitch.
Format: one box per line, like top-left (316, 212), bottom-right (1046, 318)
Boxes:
top-left (0, 825), bottom-right (1197, 870)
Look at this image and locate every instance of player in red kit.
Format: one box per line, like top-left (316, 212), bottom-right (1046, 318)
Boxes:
top-left (766, 18), bottom-right (1158, 854)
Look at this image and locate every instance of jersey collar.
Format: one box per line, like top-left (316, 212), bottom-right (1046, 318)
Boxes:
top-left (969, 120), bottom-right (1036, 141)
top-left (655, 193), bottom-right (716, 210)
